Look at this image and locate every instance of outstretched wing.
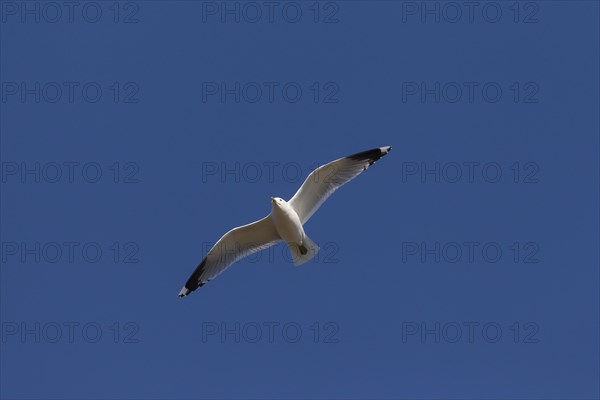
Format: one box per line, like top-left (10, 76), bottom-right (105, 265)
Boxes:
top-left (178, 215), bottom-right (280, 297)
top-left (289, 146), bottom-right (391, 224)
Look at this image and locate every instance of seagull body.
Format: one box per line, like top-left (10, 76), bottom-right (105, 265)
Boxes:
top-left (178, 146), bottom-right (392, 297)
top-left (271, 197), bottom-right (306, 252)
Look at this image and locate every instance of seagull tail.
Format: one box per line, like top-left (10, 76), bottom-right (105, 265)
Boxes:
top-left (289, 235), bottom-right (320, 266)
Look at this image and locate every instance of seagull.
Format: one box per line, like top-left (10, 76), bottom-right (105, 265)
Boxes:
top-left (178, 146), bottom-right (392, 297)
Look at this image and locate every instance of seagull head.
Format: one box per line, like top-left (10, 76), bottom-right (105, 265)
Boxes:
top-left (271, 197), bottom-right (285, 207)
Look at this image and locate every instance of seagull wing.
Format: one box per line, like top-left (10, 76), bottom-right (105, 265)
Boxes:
top-left (289, 146), bottom-right (392, 224)
top-left (178, 215), bottom-right (280, 297)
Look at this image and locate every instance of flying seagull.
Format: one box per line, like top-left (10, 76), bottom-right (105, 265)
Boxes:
top-left (178, 146), bottom-right (392, 297)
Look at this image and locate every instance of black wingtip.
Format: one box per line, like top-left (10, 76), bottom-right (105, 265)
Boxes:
top-left (347, 146), bottom-right (392, 165)
top-left (178, 257), bottom-right (208, 298)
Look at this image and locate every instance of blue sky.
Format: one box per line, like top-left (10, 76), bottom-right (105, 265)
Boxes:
top-left (1, 1), bottom-right (599, 399)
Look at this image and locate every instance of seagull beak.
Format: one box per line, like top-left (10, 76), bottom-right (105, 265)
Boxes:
top-left (271, 197), bottom-right (275, 202)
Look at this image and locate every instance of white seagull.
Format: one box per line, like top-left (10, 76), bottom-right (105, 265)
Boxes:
top-left (178, 146), bottom-right (392, 297)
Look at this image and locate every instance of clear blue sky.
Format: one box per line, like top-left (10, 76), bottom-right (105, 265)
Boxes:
top-left (1, 1), bottom-right (599, 399)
